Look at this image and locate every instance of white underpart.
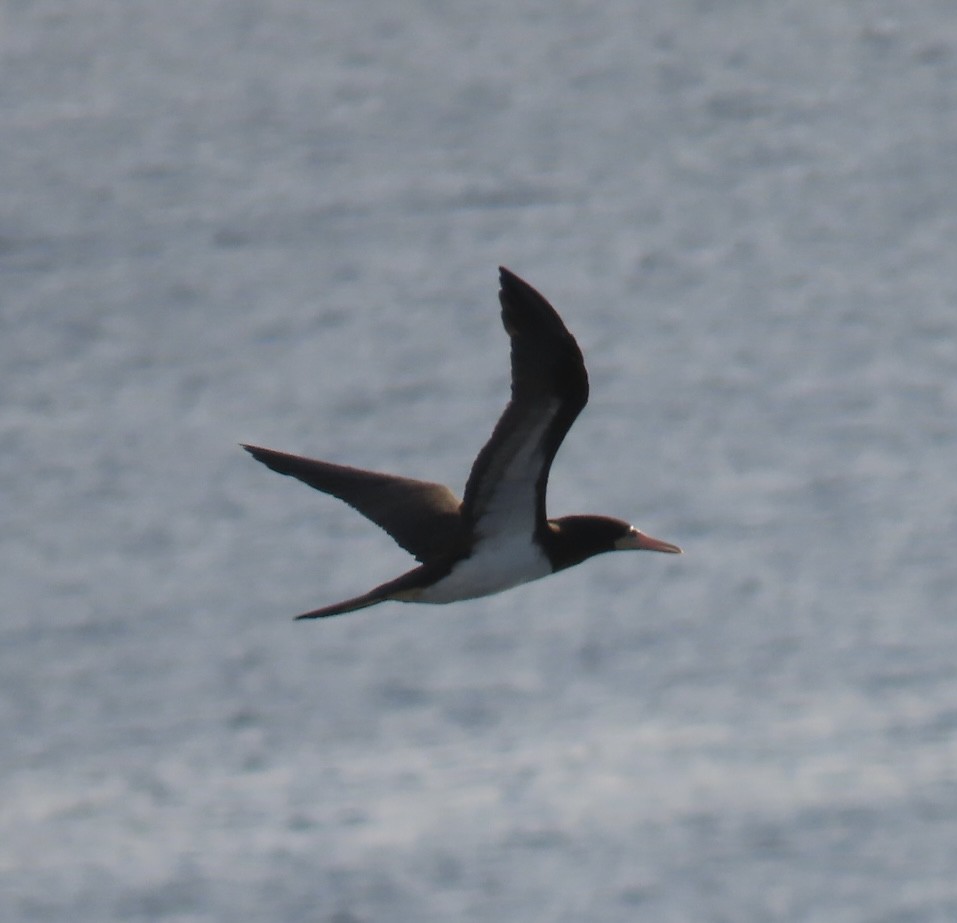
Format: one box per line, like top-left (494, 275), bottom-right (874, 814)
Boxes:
top-left (415, 406), bottom-right (558, 604)
top-left (415, 534), bottom-right (552, 603)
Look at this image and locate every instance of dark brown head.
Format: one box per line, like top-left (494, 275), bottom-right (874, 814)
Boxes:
top-left (545, 515), bottom-right (682, 572)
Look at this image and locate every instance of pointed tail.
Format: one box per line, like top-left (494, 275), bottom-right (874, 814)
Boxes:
top-left (292, 567), bottom-right (429, 620)
top-left (294, 588), bottom-right (394, 620)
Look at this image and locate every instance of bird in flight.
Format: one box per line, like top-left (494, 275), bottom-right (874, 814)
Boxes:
top-left (243, 267), bottom-right (681, 620)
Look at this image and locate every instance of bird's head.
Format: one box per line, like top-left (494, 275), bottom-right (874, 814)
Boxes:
top-left (548, 515), bottom-right (681, 571)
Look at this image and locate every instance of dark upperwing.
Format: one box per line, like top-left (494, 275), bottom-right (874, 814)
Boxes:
top-left (241, 445), bottom-right (465, 563)
top-left (460, 267), bottom-right (589, 543)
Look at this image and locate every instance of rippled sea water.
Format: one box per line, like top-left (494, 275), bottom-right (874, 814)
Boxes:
top-left (4, 2), bottom-right (957, 920)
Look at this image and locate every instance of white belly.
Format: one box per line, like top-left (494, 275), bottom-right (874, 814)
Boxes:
top-left (415, 537), bottom-right (552, 604)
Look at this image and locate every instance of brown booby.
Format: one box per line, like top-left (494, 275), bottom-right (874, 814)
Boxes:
top-left (244, 267), bottom-right (681, 620)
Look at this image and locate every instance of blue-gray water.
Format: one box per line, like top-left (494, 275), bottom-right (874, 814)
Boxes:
top-left (4, 2), bottom-right (957, 920)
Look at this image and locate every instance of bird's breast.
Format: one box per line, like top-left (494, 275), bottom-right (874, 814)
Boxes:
top-left (415, 536), bottom-right (552, 604)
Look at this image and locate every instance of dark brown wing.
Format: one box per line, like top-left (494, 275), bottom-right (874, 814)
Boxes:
top-left (242, 444), bottom-right (465, 563)
top-left (460, 268), bottom-right (589, 543)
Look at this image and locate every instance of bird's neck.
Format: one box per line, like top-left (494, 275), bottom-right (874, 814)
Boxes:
top-left (542, 518), bottom-right (611, 572)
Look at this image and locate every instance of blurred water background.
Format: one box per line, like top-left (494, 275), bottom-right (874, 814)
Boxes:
top-left (3, 2), bottom-right (957, 920)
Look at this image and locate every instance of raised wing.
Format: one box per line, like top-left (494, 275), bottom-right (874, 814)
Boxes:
top-left (242, 445), bottom-right (464, 563)
top-left (461, 268), bottom-right (589, 543)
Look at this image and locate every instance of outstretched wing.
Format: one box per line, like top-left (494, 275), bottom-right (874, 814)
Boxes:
top-left (461, 268), bottom-right (589, 544)
top-left (242, 445), bottom-right (464, 563)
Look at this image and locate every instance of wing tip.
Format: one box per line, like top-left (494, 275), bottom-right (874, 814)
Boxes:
top-left (241, 443), bottom-right (274, 467)
top-left (497, 266), bottom-right (556, 312)
top-left (498, 265), bottom-right (531, 300)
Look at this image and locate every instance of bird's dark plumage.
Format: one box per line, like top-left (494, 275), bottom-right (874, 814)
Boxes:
top-left (241, 446), bottom-right (465, 563)
top-left (243, 267), bottom-right (680, 620)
